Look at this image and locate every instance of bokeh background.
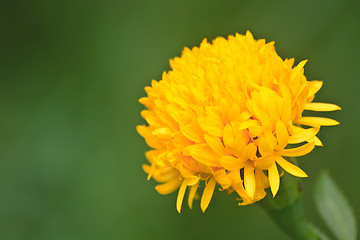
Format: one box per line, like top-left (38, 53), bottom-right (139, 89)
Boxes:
top-left (1, 0), bottom-right (359, 239)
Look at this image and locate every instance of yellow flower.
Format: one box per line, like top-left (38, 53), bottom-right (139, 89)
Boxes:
top-left (137, 31), bottom-right (340, 213)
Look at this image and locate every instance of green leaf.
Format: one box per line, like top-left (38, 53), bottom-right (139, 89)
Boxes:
top-left (314, 171), bottom-right (357, 240)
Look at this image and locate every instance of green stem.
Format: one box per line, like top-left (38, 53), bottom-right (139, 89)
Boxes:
top-left (260, 160), bottom-right (327, 240)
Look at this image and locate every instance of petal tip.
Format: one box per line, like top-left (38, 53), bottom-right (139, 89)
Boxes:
top-left (200, 204), bottom-right (207, 213)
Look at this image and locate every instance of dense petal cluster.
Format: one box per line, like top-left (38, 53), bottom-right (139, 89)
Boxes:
top-left (137, 31), bottom-right (340, 212)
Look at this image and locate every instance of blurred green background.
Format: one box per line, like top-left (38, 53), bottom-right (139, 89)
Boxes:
top-left (1, 0), bottom-right (359, 239)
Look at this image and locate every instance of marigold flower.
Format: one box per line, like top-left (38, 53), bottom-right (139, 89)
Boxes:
top-left (137, 31), bottom-right (340, 213)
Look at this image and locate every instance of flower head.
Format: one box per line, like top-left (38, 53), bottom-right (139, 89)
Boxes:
top-left (137, 31), bottom-right (340, 212)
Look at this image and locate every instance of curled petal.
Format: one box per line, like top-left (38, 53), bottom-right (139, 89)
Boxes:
top-left (255, 157), bottom-right (275, 170)
top-left (155, 177), bottom-right (182, 195)
top-left (220, 155), bottom-right (246, 171)
top-left (282, 142), bottom-right (315, 157)
top-left (201, 177), bottom-right (217, 212)
top-left (243, 143), bottom-right (257, 160)
top-left (186, 176), bottom-right (200, 186)
top-left (307, 80), bottom-right (323, 98)
top-left (289, 127), bottom-right (320, 144)
top-left (143, 165), bottom-right (178, 183)
top-left (308, 136), bottom-right (323, 146)
top-left (214, 170), bottom-right (232, 189)
top-left (188, 181), bottom-right (200, 209)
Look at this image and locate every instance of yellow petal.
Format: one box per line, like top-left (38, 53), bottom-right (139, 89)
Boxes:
top-left (228, 170), bottom-right (253, 203)
top-left (185, 145), bottom-right (221, 167)
top-left (259, 137), bottom-right (273, 156)
top-left (275, 156), bottom-right (308, 177)
top-left (146, 163), bottom-right (156, 180)
top-left (244, 163), bottom-right (255, 199)
top-left (246, 100), bottom-right (269, 125)
top-left (176, 180), bottom-right (188, 213)
top-left (229, 104), bottom-right (242, 121)
top-left (246, 30), bottom-right (254, 39)
top-left (304, 102), bottom-right (341, 111)
top-left (177, 163), bottom-right (194, 178)
top-left (255, 157), bottom-right (275, 170)
top-left (248, 125), bottom-right (264, 137)
top-left (172, 132), bottom-right (193, 148)
top-left (188, 181), bottom-right (200, 209)
top-left (295, 117), bottom-right (339, 127)
top-left (297, 59), bottom-right (308, 69)
top-left (214, 170), bottom-right (232, 189)
top-left (136, 125), bottom-right (163, 149)
top-left (138, 97), bottom-right (149, 105)
top-left (243, 143), bottom-right (257, 160)
top-left (153, 170), bottom-right (178, 183)
top-left (254, 169), bottom-right (267, 201)
top-left (219, 155), bottom-right (246, 170)
top-left (239, 111), bottom-right (252, 122)
top-left (186, 176), bottom-right (200, 186)
top-left (145, 149), bottom-right (162, 164)
top-left (280, 98), bottom-right (291, 124)
top-left (282, 142), bottom-right (315, 157)
top-left (233, 131), bottom-right (247, 157)
top-left (223, 123), bottom-right (235, 148)
top-left (309, 136), bottom-right (323, 146)
top-left (307, 80), bottom-right (323, 98)
top-left (200, 122), bottom-right (223, 137)
top-left (256, 167), bottom-right (270, 189)
top-left (204, 134), bottom-right (226, 156)
top-left (200, 177), bottom-right (217, 212)
top-left (276, 121), bottom-right (289, 150)
top-left (237, 120), bottom-right (260, 130)
top-left (152, 127), bottom-right (172, 139)
top-left (142, 164), bottom-right (151, 172)
top-left (288, 127), bottom-right (320, 144)
top-left (268, 163), bottom-right (280, 197)
top-left (180, 123), bottom-right (204, 143)
top-left (155, 177), bottom-right (182, 195)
